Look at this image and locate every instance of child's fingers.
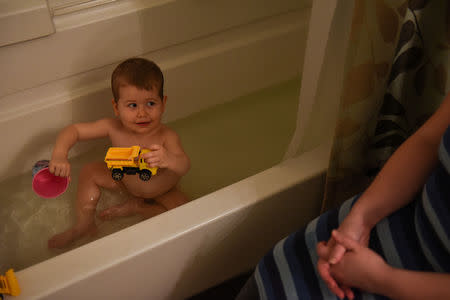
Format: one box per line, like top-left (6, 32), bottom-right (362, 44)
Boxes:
top-left (145, 154), bottom-right (159, 162)
top-left (48, 160), bottom-right (70, 177)
top-left (63, 167), bottom-right (71, 178)
top-left (148, 162), bottom-right (159, 168)
top-left (53, 166), bottom-right (63, 177)
top-left (59, 165), bottom-right (69, 177)
top-left (142, 151), bottom-right (160, 163)
top-left (145, 156), bottom-right (161, 167)
top-left (148, 144), bottom-right (162, 151)
top-left (60, 166), bottom-right (70, 177)
top-left (143, 148), bottom-right (163, 159)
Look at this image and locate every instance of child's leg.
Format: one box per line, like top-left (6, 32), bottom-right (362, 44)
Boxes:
top-left (97, 195), bottom-right (146, 220)
top-left (98, 187), bottom-right (188, 220)
top-left (48, 162), bottom-right (121, 248)
top-left (139, 187), bottom-right (189, 219)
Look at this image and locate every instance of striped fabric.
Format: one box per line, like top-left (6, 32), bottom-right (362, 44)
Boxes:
top-left (252, 128), bottom-right (450, 299)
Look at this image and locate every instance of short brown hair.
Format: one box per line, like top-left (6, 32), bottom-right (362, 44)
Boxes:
top-left (111, 58), bottom-right (164, 101)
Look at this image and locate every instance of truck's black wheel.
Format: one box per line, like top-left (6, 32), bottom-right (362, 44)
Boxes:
top-left (139, 170), bottom-right (152, 181)
top-left (112, 169), bottom-right (124, 181)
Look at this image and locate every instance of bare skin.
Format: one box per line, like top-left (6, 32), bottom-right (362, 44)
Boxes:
top-left (48, 84), bottom-right (190, 248)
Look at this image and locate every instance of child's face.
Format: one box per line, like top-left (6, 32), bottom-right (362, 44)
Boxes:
top-left (112, 84), bottom-right (166, 134)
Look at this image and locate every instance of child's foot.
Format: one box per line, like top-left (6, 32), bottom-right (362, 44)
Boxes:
top-left (98, 198), bottom-right (142, 220)
top-left (48, 224), bottom-right (97, 249)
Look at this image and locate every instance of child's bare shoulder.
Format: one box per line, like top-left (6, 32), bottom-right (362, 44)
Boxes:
top-left (160, 125), bottom-right (181, 139)
top-left (98, 117), bottom-right (122, 130)
top-left (161, 125), bottom-right (178, 138)
top-left (159, 125), bottom-right (186, 153)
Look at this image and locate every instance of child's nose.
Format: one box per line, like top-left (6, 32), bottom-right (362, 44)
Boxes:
top-left (137, 106), bottom-right (147, 117)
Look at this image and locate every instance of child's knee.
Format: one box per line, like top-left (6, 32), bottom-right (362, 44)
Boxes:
top-left (155, 188), bottom-right (188, 210)
top-left (79, 162), bottom-right (117, 188)
top-left (79, 162), bottom-right (103, 178)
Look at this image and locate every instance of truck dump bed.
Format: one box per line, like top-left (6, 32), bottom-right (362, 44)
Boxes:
top-left (105, 146), bottom-right (140, 166)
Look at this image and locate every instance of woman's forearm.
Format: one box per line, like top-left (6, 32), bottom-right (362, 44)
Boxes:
top-left (348, 94), bottom-right (450, 228)
top-left (350, 133), bottom-right (439, 228)
top-left (377, 267), bottom-right (450, 300)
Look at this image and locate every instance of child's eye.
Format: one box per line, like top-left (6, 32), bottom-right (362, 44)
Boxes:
top-left (147, 101), bottom-right (155, 107)
top-left (127, 103), bottom-right (137, 108)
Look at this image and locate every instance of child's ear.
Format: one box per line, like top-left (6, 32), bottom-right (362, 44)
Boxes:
top-left (111, 98), bottom-right (119, 117)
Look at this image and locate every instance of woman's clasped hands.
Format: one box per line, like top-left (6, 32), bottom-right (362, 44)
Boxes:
top-left (316, 214), bottom-right (388, 299)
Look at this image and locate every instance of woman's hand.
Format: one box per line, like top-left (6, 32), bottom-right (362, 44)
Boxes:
top-left (317, 213), bottom-right (372, 299)
top-left (49, 156), bottom-right (71, 177)
top-left (329, 230), bottom-right (390, 294)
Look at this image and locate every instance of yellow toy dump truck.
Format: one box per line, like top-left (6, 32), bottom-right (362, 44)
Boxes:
top-left (0, 269), bottom-right (21, 298)
top-left (104, 146), bottom-right (157, 181)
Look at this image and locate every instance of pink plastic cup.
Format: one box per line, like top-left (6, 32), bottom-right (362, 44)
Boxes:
top-left (32, 160), bottom-right (69, 199)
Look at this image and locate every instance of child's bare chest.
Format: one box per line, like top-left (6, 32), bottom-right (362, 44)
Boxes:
top-left (109, 129), bottom-right (165, 149)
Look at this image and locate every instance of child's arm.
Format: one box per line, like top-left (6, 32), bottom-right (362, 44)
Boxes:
top-left (143, 129), bottom-right (190, 176)
top-left (329, 230), bottom-right (450, 300)
top-left (49, 118), bottom-right (113, 177)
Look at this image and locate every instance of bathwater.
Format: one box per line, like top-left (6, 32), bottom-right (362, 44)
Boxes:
top-left (0, 77), bottom-right (300, 272)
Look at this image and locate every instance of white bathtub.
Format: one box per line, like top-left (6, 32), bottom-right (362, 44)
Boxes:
top-left (0, 0), bottom-right (335, 299)
top-left (16, 143), bottom-right (328, 299)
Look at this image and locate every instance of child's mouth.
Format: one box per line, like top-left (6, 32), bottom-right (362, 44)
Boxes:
top-left (136, 122), bottom-right (150, 127)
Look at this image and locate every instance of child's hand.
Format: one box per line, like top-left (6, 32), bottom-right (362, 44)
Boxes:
top-left (143, 144), bottom-right (171, 169)
top-left (49, 157), bottom-right (71, 177)
top-left (329, 230), bottom-right (390, 294)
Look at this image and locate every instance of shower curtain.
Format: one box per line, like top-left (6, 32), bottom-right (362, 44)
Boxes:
top-left (320, 0), bottom-right (450, 211)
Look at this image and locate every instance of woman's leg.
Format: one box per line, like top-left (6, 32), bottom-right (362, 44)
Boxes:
top-left (235, 273), bottom-right (260, 300)
top-left (235, 196), bottom-right (359, 300)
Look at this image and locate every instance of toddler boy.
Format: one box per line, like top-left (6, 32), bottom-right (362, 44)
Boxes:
top-left (48, 58), bottom-right (190, 248)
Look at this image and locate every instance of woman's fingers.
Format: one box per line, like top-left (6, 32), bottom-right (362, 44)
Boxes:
top-left (317, 234), bottom-right (357, 299)
top-left (332, 230), bottom-right (360, 251)
top-left (328, 280), bottom-right (345, 299)
top-left (317, 257), bottom-right (344, 298)
top-left (328, 243), bottom-right (347, 264)
top-left (342, 285), bottom-right (355, 300)
top-left (316, 241), bottom-right (329, 257)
